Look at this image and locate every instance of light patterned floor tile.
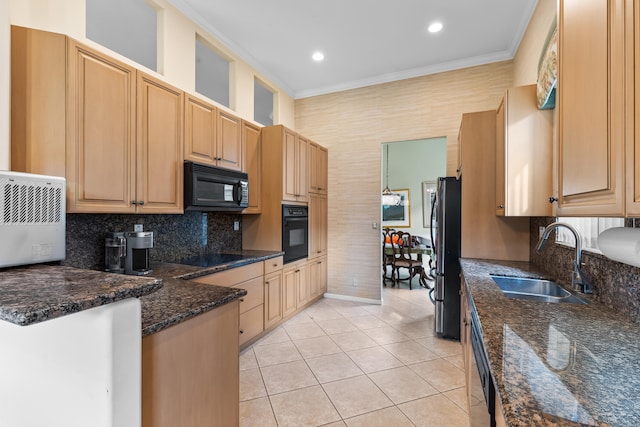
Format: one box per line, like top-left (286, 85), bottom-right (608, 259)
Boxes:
top-left (346, 346), bottom-right (404, 373)
top-left (368, 366), bottom-right (438, 404)
top-left (284, 321), bottom-right (327, 340)
top-left (344, 406), bottom-right (414, 427)
top-left (363, 326), bottom-right (411, 345)
top-left (382, 339), bottom-right (439, 364)
top-left (294, 335), bottom-right (342, 359)
top-left (322, 375), bottom-right (393, 419)
top-left (315, 317), bottom-right (359, 334)
top-left (410, 358), bottom-right (466, 392)
top-left (239, 368), bottom-right (267, 401)
top-left (253, 327), bottom-right (291, 347)
top-left (253, 341), bottom-right (302, 367)
top-left (444, 386), bottom-right (470, 413)
top-left (330, 330), bottom-right (378, 351)
top-left (306, 352), bottom-right (364, 383)
top-left (239, 347), bottom-right (258, 371)
top-left (260, 359), bottom-right (318, 395)
top-left (270, 385), bottom-right (341, 427)
top-left (398, 393), bottom-right (470, 427)
top-left (348, 314), bottom-right (389, 330)
top-left (417, 335), bottom-right (463, 356)
top-left (240, 397), bottom-right (277, 427)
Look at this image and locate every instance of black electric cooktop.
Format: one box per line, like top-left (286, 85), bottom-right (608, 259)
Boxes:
top-left (173, 253), bottom-right (246, 268)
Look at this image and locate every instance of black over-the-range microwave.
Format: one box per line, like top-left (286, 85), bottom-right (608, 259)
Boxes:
top-left (184, 161), bottom-right (248, 211)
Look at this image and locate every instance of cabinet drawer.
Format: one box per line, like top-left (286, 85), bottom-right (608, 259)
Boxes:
top-left (264, 256), bottom-right (284, 275)
top-left (234, 276), bottom-right (263, 314)
top-left (191, 261), bottom-right (264, 287)
top-left (239, 304), bottom-right (263, 346)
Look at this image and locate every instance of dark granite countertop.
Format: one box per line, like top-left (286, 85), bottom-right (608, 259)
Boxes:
top-left (140, 250), bottom-right (283, 336)
top-left (460, 258), bottom-right (640, 427)
top-left (0, 264), bottom-right (162, 326)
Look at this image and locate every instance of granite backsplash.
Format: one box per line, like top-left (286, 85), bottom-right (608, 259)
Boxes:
top-left (64, 212), bottom-right (242, 270)
top-left (530, 217), bottom-right (640, 325)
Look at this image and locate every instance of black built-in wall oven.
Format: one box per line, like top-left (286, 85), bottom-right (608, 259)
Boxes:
top-left (282, 205), bottom-right (308, 263)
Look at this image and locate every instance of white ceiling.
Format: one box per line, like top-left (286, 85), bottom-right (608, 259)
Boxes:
top-left (167, 0), bottom-right (538, 99)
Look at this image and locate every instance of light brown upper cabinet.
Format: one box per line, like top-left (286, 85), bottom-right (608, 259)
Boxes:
top-left (556, 0), bottom-right (626, 216)
top-left (184, 95), bottom-right (242, 172)
top-left (242, 120), bottom-right (262, 214)
top-left (259, 125), bottom-right (309, 204)
top-left (135, 72), bottom-right (184, 214)
top-left (309, 142), bottom-right (328, 195)
top-left (11, 26), bottom-right (184, 214)
top-left (495, 85), bottom-right (553, 216)
top-left (628, 0), bottom-right (640, 215)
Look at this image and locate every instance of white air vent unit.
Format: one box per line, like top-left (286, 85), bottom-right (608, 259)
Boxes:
top-left (0, 171), bottom-right (66, 268)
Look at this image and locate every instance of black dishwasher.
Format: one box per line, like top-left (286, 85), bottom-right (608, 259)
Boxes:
top-left (470, 310), bottom-right (496, 427)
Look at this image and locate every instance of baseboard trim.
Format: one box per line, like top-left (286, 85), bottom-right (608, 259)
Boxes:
top-left (323, 293), bottom-right (382, 305)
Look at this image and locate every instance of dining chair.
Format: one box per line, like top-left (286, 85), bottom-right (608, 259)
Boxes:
top-left (382, 227), bottom-right (396, 285)
top-left (389, 231), bottom-right (428, 289)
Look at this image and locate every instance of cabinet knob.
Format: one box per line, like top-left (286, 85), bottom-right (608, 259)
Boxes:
top-left (239, 298), bottom-right (244, 302)
top-left (139, 200), bottom-right (145, 205)
top-left (131, 200), bottom-right (137, 205)
top-left (498, 204), bottom-right (504, 209)
top-left (239, 330), bottom-right (244, 334)
top-left (549, 196), bottom-right (558, 204)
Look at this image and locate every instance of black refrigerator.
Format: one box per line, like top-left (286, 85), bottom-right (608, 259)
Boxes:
top-left (430, 176), bottom-right (461, 340)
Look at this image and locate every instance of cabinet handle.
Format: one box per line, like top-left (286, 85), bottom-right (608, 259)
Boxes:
top-left (239, 298), bottom-right (244, 302)
top-left (317, 250), bottom-right (322, 254)
top-left (295, 269), bottom-right (300, 273)
top-left (239, 330), bottom-right (244, 334)
top-left (139, 200), bottom-right (145, 205)
top-left (549, 196), bottom-right (558, 203)
top-left (131, 200), bottom-right (137, 205)
top-left (265, 281), bottom-right (270, 285)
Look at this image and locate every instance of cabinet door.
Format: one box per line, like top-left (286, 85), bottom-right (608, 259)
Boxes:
top-left (296, 136), bottom-right (309, 202)
top-left (309, 256), bottom-right (327, 298)
top-left (136, 72), bottom-right (184, 213)
top-left (557, 0), bottom-right (626, 215)
top-left (309, 142), bottom-right (328, 195)
top-left (242, 120), bottom-right (262, 214)
top-left (309, 194), bottom-right (328, 259)
top-left (283, 129), bottom-right (298, 202)
top-left (497, 85), bottom-right (553, 217)
top-left (264, 271), bottom-right (283, 329)
top-left (628, 0), bottom-right (640, 215)
top-left (283, 266), bottom-right (298, 317)
top-left (66, 40), bottom-right (136, 213)
top-left (184, 94), bottom-right (216, 165)
top-left (296, 262), bottom-right (309, 308)
top-left (217, 110), bottom-right (242, 171)
top-left (495, 99), bottom-right (506, 216)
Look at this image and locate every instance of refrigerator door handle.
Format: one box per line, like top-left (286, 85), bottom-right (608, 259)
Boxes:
top-left (435, 275), bottom-right (445, 300)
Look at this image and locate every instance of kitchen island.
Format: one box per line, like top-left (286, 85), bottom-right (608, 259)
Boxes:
top-left (460, 258), bottom-right (640, 427)
top-left (139, 249), bottom-right (283, 427)
top-left (0, 264), bottom-right (162, 427)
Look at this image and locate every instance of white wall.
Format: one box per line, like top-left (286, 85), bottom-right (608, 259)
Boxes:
top-left (2, 0), bottom-right (296, 171)
top-left (383, 138), bottom-right (446, 240)
top-left (0, 0), bottom-right (9, 170)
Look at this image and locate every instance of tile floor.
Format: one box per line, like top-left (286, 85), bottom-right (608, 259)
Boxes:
top-left (239, 277), bottom-right (471, 427)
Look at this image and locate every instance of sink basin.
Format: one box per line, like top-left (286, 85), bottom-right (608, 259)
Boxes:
top-left (490, 275), bottom-right (589, 304)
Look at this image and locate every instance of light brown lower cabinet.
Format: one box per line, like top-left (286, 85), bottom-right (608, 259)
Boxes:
top-left (141, 300), bottom-right (239, 427)
top-left (264, 270), bottom-right (283, 329)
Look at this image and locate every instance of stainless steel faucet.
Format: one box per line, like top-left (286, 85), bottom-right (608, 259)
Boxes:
top-left (536, 222), bottom-right (593, 294)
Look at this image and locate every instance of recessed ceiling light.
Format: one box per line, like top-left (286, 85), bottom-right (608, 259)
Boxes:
top-left (312, 52), bottom-right (325, 62)
top-left (428, 22), bottom-right (443, 33)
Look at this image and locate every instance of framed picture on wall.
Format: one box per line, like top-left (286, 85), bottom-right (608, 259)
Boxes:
top-left (422, 181), bottom-right (437, 228)
top-left (382, 189), bottom-right (410, 228)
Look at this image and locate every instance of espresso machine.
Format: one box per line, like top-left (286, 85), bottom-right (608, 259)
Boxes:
top-left (124, 231), bottom-right (154, 276)
top-left (105, 229), bottom-right (154, 275)
top-left (105, 232), bottom-right (126, 273)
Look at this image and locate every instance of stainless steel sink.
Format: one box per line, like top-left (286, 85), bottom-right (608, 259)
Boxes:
top-left (490, 275), bottom-right (589, 304)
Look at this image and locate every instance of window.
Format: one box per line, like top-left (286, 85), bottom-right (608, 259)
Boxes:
top-left (195, 37), bottom-right (230, 108)
top-left (86, 0), bottom-right (158, 71)
top-left (555, 217), bottom-right (625, 252)
top-left (254, 78), bottom-right (274, 126)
